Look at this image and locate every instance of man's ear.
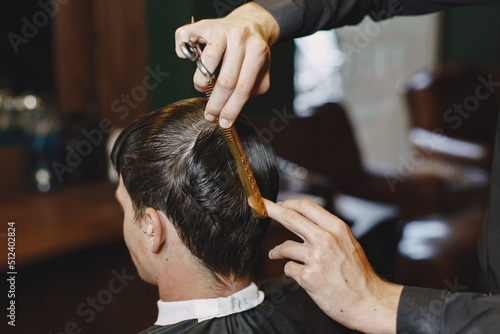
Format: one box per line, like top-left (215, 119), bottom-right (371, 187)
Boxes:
top-left (144, 207), bottom-right (166, 254)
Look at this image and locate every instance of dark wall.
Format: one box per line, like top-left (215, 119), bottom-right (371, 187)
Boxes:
top-left (442, 3), bottom-right (500, 65)
top-left (1, 241), bottom-right (158, 334)
top-left (0, 0), bottom-right (54, 93)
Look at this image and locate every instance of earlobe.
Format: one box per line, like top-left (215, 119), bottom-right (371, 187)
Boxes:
top-left (144, 207), bottom-right (166, 254)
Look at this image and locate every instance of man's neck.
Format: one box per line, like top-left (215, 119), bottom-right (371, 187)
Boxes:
top-left (153, 230), bottom-right (253, 302)
top-left (157, 264), bottom-right (252, 302)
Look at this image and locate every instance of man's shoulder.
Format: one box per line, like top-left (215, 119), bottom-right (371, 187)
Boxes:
top-left (138, 319), bottom-right (199, 334)
top-left (258, 277), bottom-right (359, 333)
top-left (138, 278), bottom-right (359, 334)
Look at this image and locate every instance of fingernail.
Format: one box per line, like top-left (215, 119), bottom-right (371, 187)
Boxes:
top-left (268, 249), bottom-right (274, 258)
top-left (277, 201), bottom-right (283, 205)
top-left (219, 118), bottom-right (231, 128)
top-left (205, 113), bottom-right (216, 122)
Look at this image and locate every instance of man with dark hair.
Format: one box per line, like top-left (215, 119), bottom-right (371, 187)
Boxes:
top-left (111, 97), bottom-right (356, 333)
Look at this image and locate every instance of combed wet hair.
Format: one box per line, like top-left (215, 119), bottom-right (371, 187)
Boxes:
top-left (111, 97), bottom-right (279, 279)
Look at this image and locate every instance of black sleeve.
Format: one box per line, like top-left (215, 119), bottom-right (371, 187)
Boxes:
top-left (253, 0), bottom-right (500, 42)
top-left (397, 286), bottom-right (500, 333)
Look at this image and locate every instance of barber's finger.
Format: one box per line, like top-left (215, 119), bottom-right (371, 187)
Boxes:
top-left (174, 21), bottom-right (209, 59)
top-left (282, 260), bottom-right (304, 282)
top-left (268, 240), bottom-right (310, 262)
top-left (264, 199), bottom-right (324, 243)
top-left (216, 38), bottom-right (269, 128)
top-left (192, 70), bottom-right (209, 93)
top-left (204, 30), bottom-right (246, 123)
top-left (251, 61), bottom-right (271, 97)
top-left (279, 199), bottom-right (348, 235)
top-left (175, 25), bottom-right (189, 58)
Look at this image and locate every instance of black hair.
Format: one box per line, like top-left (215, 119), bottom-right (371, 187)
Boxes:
top-left (111, 97), bottom-right (279, 279)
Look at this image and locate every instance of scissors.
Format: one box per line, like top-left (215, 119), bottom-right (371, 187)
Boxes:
top-left (179, 41), bottom-right (215, 84)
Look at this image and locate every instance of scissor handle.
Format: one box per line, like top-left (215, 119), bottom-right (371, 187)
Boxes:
top-left (180, 42), bottom-right (215, 83)
top-left (180, 42), bottom-right (198, 62)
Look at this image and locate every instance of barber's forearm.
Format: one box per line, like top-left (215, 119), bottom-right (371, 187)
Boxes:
top-left (251, 0), bottom-right (302, 42)
top-left (352, 282), bottom-right (403, 334)
top-left (238, 2), bottom-right (280, 46)
top-left (398, 286), bottom-right (500, 333)
top-left (253, 0), bottom-right (372, 42)
top-left (253, 0), bottom-right (499, 43)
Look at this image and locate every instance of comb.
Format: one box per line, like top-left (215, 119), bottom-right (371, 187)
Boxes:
top-left (180, 38), bottom-right (267, 218)
top-left (206, 87), bottom-right (268, 218)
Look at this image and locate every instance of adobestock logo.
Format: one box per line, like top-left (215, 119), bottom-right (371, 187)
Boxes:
top-left (8, 0), bottom-right (71, 54)
top-left (51, 119), bottom-right (115, 182)
top-left (340, 0), bottom-right (403, 62)
top-left (442, 74), bottom-right (500, 129)
top-left (51, 64), bottom-right (169, 182)
top-left (258, 106), bottom-right (296, 143)
top-left (48, 267), bottom-right (136, 334)
top-left (385, 73), bottom-right (499, 192)
top-left (110, 65), bottom-right (169, 121)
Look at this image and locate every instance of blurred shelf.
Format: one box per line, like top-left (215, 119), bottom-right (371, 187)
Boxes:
top-left (0, 179), bottom-right (122, 271)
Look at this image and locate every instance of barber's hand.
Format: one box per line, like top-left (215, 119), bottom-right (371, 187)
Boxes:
top-left (265, 199), bottom-right (403, 334)
top-left (175, 2), bottom-right (279, 128)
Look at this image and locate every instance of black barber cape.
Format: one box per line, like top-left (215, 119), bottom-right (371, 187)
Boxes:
top-left (139, 279), bottom-right (359, 334)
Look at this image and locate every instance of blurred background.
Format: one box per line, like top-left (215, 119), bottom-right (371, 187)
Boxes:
top-left (1, 0), bottom-right (500, 332)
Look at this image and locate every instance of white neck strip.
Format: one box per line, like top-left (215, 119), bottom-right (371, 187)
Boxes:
top-left (155, 283), bottom-right (265, 326)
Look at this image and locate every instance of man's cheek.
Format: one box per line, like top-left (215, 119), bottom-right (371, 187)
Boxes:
top-left (123, 222), bottom-right (134, 249)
